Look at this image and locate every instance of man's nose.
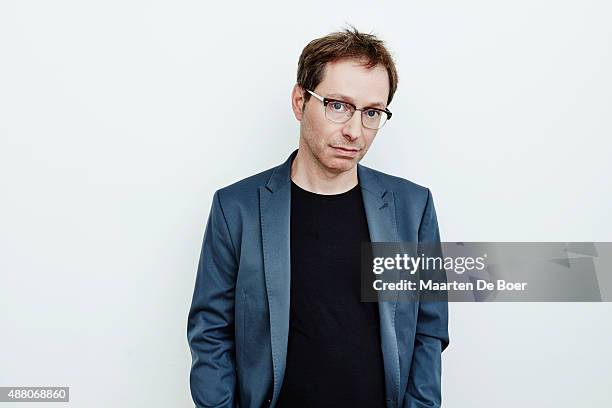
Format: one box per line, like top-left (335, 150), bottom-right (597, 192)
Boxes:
top-left (341, 111), bottom-right (364, 141)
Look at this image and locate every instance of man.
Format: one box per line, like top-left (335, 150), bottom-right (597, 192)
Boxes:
top-left (188, 27), bottom-right (449, 408)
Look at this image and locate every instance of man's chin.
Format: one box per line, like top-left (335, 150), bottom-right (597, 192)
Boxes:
top-left (322, 156), bottom-right (359, 173)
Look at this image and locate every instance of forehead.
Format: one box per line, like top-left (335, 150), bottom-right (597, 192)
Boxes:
top-left (317, 58), bottom-right (390, 108)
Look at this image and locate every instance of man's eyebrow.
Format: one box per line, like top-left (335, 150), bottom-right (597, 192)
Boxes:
top-left (326, 93), bottom-right (386, 109)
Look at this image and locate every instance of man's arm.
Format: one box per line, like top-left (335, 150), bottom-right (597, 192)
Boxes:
top-left (187, 190), bottom-right (239, 408)
top-left (403, 189), bottom-right (450, 408)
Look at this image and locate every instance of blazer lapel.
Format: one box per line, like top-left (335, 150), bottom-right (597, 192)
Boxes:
top-left (259, 150), bottom-right (295, 406)
top-left (358, 164), bottom-right (401, 407)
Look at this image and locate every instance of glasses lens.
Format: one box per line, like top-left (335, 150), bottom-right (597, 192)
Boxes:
top-left (325, 101), bottom-right (353, 123)
top-left (362, 109), bottom-right (388, 129)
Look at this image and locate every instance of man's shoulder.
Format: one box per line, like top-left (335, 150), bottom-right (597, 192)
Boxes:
top-left (215, 165), bottom-right (276, 203)
top-left (360, 164), bottom-right (431, 199)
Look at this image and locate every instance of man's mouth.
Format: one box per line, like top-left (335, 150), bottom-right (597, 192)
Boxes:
top-left (331, 146), bottom-right (361, 157)
top-left (331, 146), bottom-right (360, 152)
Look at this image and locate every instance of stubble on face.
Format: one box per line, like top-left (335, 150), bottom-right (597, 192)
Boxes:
top-left (297, 59), bottom-right (389, 176)
top-left (299, 109), bottom-right (368, 174)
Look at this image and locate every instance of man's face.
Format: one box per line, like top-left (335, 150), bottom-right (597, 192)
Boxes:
top-left (294, 58), bottom-right (390, 174)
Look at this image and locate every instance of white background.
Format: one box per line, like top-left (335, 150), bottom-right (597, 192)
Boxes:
top-left (1, 1), bottom-right (611, 407)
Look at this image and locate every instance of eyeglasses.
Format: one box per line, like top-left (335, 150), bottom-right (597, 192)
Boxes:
top-left (306, 89), bottom-right (392, 130)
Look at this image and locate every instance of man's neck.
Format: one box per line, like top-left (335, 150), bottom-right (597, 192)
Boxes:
top-left (290, 148), bottom-right (358, 195)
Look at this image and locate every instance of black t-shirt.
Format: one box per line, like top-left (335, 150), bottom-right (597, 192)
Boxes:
top-left (276, 179), bottom-right (386, 408)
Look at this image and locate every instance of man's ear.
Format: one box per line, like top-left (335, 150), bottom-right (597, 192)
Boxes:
top-left (291, 84), bottom-right (305, 121)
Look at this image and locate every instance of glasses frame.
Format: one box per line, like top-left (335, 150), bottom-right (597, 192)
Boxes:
top-left (305, 89), bottom-right (392, 130)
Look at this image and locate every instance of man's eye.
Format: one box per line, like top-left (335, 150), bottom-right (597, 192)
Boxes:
top-left (365, 110), bottom-right (380, 118)
top-left (331, 102), bottom-right (346, 112)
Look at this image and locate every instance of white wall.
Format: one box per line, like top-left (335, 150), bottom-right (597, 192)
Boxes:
top-left (1, 1), bottom-right (610, 406)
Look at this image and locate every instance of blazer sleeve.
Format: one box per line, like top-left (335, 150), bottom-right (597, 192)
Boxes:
top-left (187, 190), bottom-right (239, 408)
top-left (403, 188), bottom-right (450, 408)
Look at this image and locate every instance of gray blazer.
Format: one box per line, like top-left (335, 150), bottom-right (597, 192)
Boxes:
top-left (188, 149), bottom-right (449, 408)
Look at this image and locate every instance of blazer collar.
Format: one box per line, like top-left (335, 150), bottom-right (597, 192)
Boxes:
top-left (265, 148), bottom-right (388, 200)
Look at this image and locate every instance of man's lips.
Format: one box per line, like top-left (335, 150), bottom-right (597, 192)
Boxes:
top-left (331, 145), bottom-right (361, 157)
top-left (331, 146), bottom-right (361, 152)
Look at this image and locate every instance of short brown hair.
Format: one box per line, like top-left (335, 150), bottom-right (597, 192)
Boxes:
top-left (297, 26), bottom-right (399, 106)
